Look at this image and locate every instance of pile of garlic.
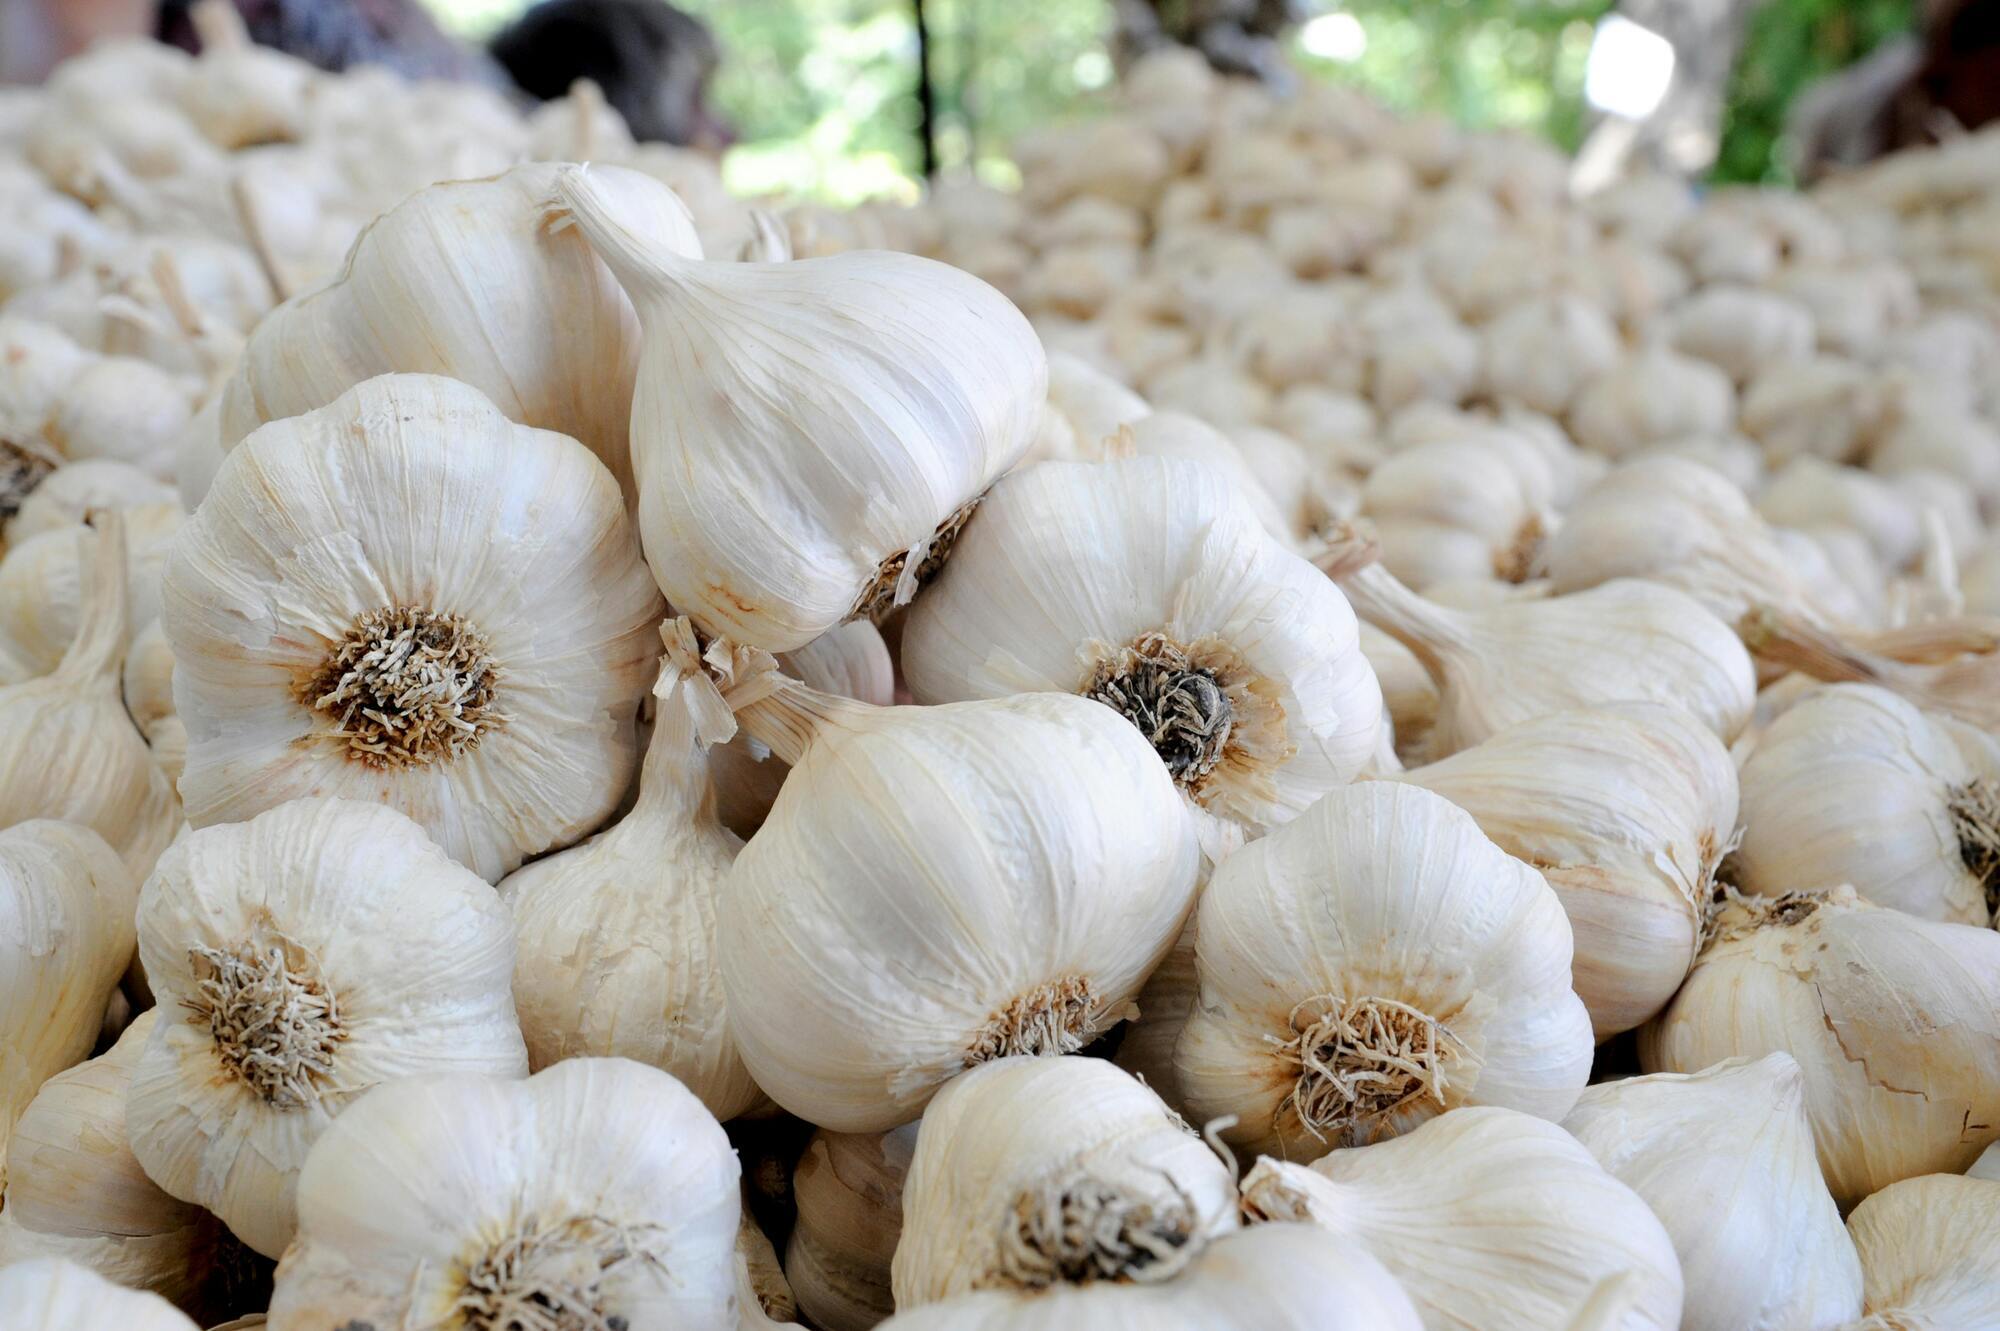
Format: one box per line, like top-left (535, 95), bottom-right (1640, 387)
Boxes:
top-left (5, 11), bottom-right (2000, 1331)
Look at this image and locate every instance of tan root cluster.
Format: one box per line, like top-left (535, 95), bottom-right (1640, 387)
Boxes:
top-left (300, 605), bottom-right (503, 769)
top-left (185, 936), bottom-right (346, 1108)
top-left (1269, 994), bottom-right (1468, 1145)
top-left (852, 496), bottom-right (983, 624)
top-left (1951, 778), bottom-right (2000, 917)
top-left (965, 975), bottom-right (1105, 1067)
top-left (989, 1173), bottom-right (1200, 1290)
top-left (453, 1212), bottom-right (669, 1331)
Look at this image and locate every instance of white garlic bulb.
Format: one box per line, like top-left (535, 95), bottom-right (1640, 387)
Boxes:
top-left (1563, 1054), bottom-right (1863, 1331)
top-left (502, 685), bottom-right (760, 1121)
top-left (892, 1057), bottom-right (1237, 1307)
top-left (874, 1225), bottom-right (1420, 1331)
top-left (1738, 355), bottom-right (1883, 465)
top-left (0, 318), bottom-right (89, 444)
top-left (1113, 412), bottom-right (1298, 546)
top-left (1243, 1105), bottom-right (1684, 1331)
top-left (902, 458), bottom-right (1382, 850)
top-left (45, 357), bottom-right (193, 480)
top-left (1758, 457), bottom-right (1923, 572)
top-left (1640, 886), bottom-right (2000, 1208)
top-left (1176, 782), bottom-right (1591, 1158)
top-left (6, 460), bottom-right (175, 546)
top-left (0, 821), bottom-right (133, 1174)
top-left (554, 164), bottom-right (1045, 653)
top-left (1362, 437), bottom-right (1550, 587)
top-left (122, 617), bottom-right (183, 787)
top-left (1735, 684), bottom-right (1996, 925)
top-left (127, 797), bottom-right (527, 1258)
top-left (1328, 537), bottom-right (1755, 755)
top-left (787, 1125), bottom-right (916, 1331)
top-left (1664, 285), bottom-right (1817, 384)
top-left (1481, 292), bottom-right (1622, 416)
top-left (268, 1058), bottom-right (741, 1330)
top-left (220, 163), bottom-right (693, 496)
top-left (1569, 348), bottom-right (1735, 459)
top-left (0, 507), bottom-right (180, 684)
top-left (165, 373), bottom-right (664, 882)
top-left (179, 0), bottom-right (312, 149)
top-left (1844, 1174), bottom-right (2000, 1328)
top-left (715, 672), bottom-right (1198, 1131)
top-left (1396, 702), bottom-right (1737, 1037)
top-left (0, 1257), bottom-right (199, 1331)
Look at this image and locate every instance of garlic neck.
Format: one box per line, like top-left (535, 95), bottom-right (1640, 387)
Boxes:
top-left (629, 692), bottom-right (714, 828)
top-left (56, 512), bottom-right (129, 685)
top-left (987, 1173), bottom-right (1200, 1291)
top-left (732, 677), bottom-right (873, 768)
top-left (1331, 563), bottom-right (1472, 684)
top-left (551, 165), bottom-right (697, 306)
top-left (457, 1211), bottom-right (668, 1331)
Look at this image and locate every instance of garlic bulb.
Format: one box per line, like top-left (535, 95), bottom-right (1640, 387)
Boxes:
top-left (165, 373), bottom-right (663, 882)
top-left (1114, 412), bottom-right (1298, 546)
top-left (128, 797), bottom-right (527, 1258)
top-left (1640, 886), bottom-right (2000, 1207)
top-left (0, 507), bottom-right (180, 683)
top-left (874, 1225), bottom-right (1421, 1331)
top-left (1569, 348), bottom-right (1734, 459)
top-left (1396, 702), bottom-right (1737, 1037)
top-left (179, 0), bottom-right (311, 149)
top-left (714, 672), bottom-right (1199, 1131)
top-left (0, 1257), bottom-right (199, 1331)
top-left (1176, 782), bottom-right (1591, 1158)
top-left (502, 685), bottom-right (760, 1121)
top-left (45, 357), bottom-right (193, 480)
top-left (1044, 351), bottom-right (1150, 455)
top-left (0, 821), bottom-right (133, 1174)
top-left (1481, 292), bottom-right (1622, 416)
top-left (1758, 457), bottom-right (1922, 572)
top-left (219, 163), bottom-right (694, 496)
top-left (1242, 1105), bottom-right (1684, 1331)
top-left (0, 1012), bottom-right (233, 1314)
top-left (1563, 1054), bottom-right (1862, 1331)
top-left (554, 164), bottom-right (1045, 652)
top-left (1739, 356), bottom-right (1882, 465)
top-left (1328, 536), bottom-right (1756, 754)
top-left (268, 1058), bottom-right (741, 1330)
top-left (1362, 437), bottom-right (1549, 586)
top-left (892, 1056), bottom-right (1237, 1307)
top-left (1664, 285), bottom-right (1817, 384)
top-left (787, 1125), bottom-right (915, 1331)
top-left (6, 460), bottom-right (175, 546)
top-left (0, 318), bottom-right (88, 444)
top-left (1734, 684), bottom-right (1996, 925)
top-left (902, 458), bottom-right (1382, 848)
top-left (0, 516), bottom-right (175, 873)
top-left (122, 617), bottom-right (183, 787)
top-left (1844, 1174), bottom-right (2000, 1329)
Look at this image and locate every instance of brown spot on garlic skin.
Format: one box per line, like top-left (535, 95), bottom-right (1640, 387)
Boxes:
top-left (296, 605), bottom-right (503, 769)
top-left (986, 1173), bottom-right (1200, 1290)
top-left (1267, 994), bottom-right (1471, 1146)
top-left (850, 495), bottom-right (983, 625)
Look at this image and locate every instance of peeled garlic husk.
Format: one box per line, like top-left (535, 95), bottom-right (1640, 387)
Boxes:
top-left (0, 1012), bottom-right (236, 1315)
top-left (128, 797), bottom-right (527, 1258)
top-left (713, 670), bottom-right (1199, 1131)
top-left (787, 1124), bottom-right (916, 1331)
top-left (0, 506), bottom-right (180, 683)
top-left (1734, 684), bottom-right (1996, 925)
top-left (892, 1056), bottom-right (1237, 1307)
top-left (1843, 1174), bottom-right (2000, 1328)
top-left (1480, 292), bottom-right (1622, 416)
top-left (736, 1211), bottom-right (795, 1328)
top-left (6, 460), bottom-right (175, 546)
top-left (0, 1257), bottom-right (199, 1330)
top-left (553, 164), bottom-right (1045, 653)
top-left (1569, 347), bottom-right (1735, 459)
top-left (1176, 782), bottom-right (1591, 1159)
top-left (502, 683), bottom-right (760, 1121)
top-left (1640, 885), bottom-right (2000, 1208)
top-left (1329, 535), bottom-right (1756, 755)
top-left (0, 821), bottom-right (133, 1175)
top-left (1563, 1054), bottom-right (1862, 1331)
top-left (1242, 1105), bottom-right (1684, 1331)
top-left (903, 457), bottom-right (1382, 850)
top-left (874, 1224), bottom-right (1420, 1331)
top-left (268, 1058), bottom-right (741, 1330)
top-left (165, 373), bottom-right (663, 882)
top-left (1396, 702), bottom-right (1736, 1037)
top-left (0, 515), bottom-right (175, 874)
top-left (220, 163), bottom-right (693, 497)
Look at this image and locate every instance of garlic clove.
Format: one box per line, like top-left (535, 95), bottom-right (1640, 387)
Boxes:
top-left (0, 1256), bottom-right (200, 1330)
top-left (1843, 1174), bottom-right (2000, 1329)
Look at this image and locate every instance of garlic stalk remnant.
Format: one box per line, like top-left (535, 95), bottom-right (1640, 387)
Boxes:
top-left (165, 373), bottom-right (664, 881)
top-left (1176, 782), bottom-right (1591, 1158)
top-left (1395, 702), bottom-right (1738, 1037)
top-left (1734, 684), bottom-right (1998, 925)
top-left (1563, 1054), bottom-right (1863, 1331)
top-left (903, 457), bottom-right (1382, 849)
top-left (891, 1057), bottom-right (1237, 1307)
top-left (127, 797), bottom-right (528, 1258)
top-left (1842, 1174), bottom-right (2000, 1329)
top-left (552, 164), bottom-right (1045, 653)
top-left (0, 1257), bottom-right (199, 1331)
top-left (268, 1059), bottom-right (742, 1331)
top-left (786, 1125), bottom-right (916, 1331)
top-left (707, 653), bottom-right (1199, 1131)
top-left (1640, 885), bottom-right (2000, 1208)
top-left (1243, 1105), bottom-right (1684, 1330)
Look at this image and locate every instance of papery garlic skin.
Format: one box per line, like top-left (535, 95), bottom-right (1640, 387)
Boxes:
top-left (787, 1124), bottom-right (915, 1331)
top-left (1396, 702), bottom-right (1737, 1037)
top-left (1640, 886), bottom-right (2000, 1208)
top-left (0, 507), bottom-right (180, 684)
top-left (874, 1225), bottom-right (1421, 1331)
top-left (269, 1058), bottom-right (741, 1331)
top-left (165, 373), bottom-right (663, 882)
top-left (1243, 1105), bottom-right (1684, 1331)
top-left (0, 1256), bottom-right (199, 1331)
top-left (892, 1057), bottom-right (1237, 1307)
top-left (0, 821), bottom-right (134, 1177)
top-left (122, 617), bottom-right (184, 787)
top-left (903, 457), bottom-right (1382, 844)
top-left (1564, 1054), bottom-right (1862, 1331)
top-left (719, 689), bottom-right (1199, 1132)
top-left (502, 692), bottom-right (761, 1121)
top-left (1843, 1174), bottom-right (2000, 1329)
top-left (555, 164), bottom-right (1045, 652)
top-left (1734, 684), bottom-right (1996, 926)
top-left (219, 163), bottom-right (694, 495)
top-left (1176, 782), bottom-right (1591, 1159)
top-left (127, 797), bottom-right (528, 1258)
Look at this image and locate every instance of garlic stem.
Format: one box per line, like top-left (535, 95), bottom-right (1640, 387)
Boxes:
top-left (732, 676), bottom-right (871, 768)
top-left (57, 513), bottom-right (126, 684)
top-left (551, 166), bottom-right (697, 302)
